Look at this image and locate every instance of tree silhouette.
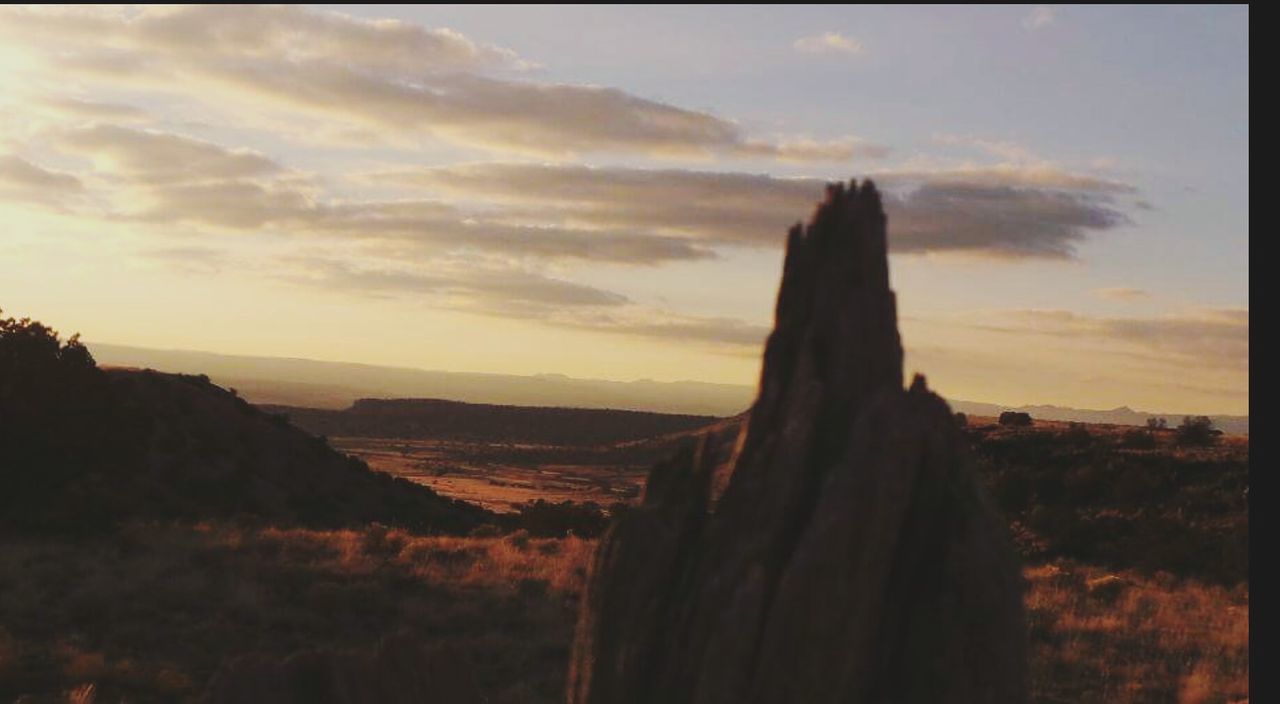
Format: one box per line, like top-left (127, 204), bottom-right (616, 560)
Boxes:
top-left (0, 309), bottom-right (145, 531)
top-left (999, 411), bottom-right (1033, 427)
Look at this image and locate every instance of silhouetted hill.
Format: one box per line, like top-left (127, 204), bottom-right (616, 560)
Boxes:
top-left (1, 314), bottom-right (489, 533)
top-left (262, 398), bottom-right (718, 447)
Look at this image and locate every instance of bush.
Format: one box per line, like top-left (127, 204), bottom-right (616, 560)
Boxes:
top-left (954, 412), bottom-right (968, 427)
top-left (504, 500), bottom-right (611, 538)
top-left (1063, 422), bottom-right (1092, 445)
top-left (1175, 416), bottom-right (1219, 446)
top-left (1119, 428), bottom-right (1157, 449)
top-left (1146, 417), bottom-right (1169, 431)
top-left (998, 411), bottom-right (1033, 427)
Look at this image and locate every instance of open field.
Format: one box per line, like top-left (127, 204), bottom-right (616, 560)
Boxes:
top-left (331, 436), bottom-right (649, 512)
top-left (325, 414), bottom-right (746, 513)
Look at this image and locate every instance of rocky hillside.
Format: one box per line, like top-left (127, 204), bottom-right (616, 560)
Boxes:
top-left (0, 313), bottom-right (489, 534)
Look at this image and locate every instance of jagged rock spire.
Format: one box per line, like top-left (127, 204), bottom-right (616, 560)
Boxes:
top-left (569, 180), bottom-right (1027, 704)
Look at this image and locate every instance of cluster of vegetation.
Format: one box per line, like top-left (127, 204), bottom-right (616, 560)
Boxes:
top-left (998, 411), bottom-right (1033, 427)
top-left (499, 499), bottom-right (628, 538)
top-left (969, 422), bottom-right (1247, 585)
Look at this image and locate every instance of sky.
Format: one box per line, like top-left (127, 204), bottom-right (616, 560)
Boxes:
top-left (0, 5), bottom-right (1249, 414)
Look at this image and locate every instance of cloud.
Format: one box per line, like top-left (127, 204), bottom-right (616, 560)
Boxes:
top-left (387, 162), bottom-right (1136, 258)
top-left (283, 258), bottom-right (630, 310)
top-left (1094, 287), bottom-right (1149, 301)
top-left (793, 32), bottom-right (863, 55)
top-left (0, 5), bottom-right (878, 162)
top-left (1023, 5), bottom-right (1055, 30)
top-left (0, 155), bottom-right (83, 194)
top-left (35, 97), bottom-right (152, 123)
top-left (1, 5), bottom-right (523, 73)
top-left (139, 245), bottom-right (234, 274)
top-left (57, 125), bottom-right (282, 184)
top-left (0, 154), bottom-right (83, 207)
top-left (16, 121), bottom-right (1138, 270)
top-left (272, 256), bottom-right (767, 350)
top-left (142, 242), bottom-right (768, 351)
top-left (958, 307), bottom-right (1248, 370)
top-left (555, 311), bottom-right (769, 348)
top-left (880, 182), bottom-right (1130, 258)
top-left (35, 125), bottom-right (717, 265)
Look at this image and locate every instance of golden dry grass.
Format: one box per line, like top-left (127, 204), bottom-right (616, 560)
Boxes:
top-left (0, 522), bottom-right (593, 703)
top-left (1025, 562), bottom-right (1248, 703)
top-left (0, 523), bottom-right (1247, 703)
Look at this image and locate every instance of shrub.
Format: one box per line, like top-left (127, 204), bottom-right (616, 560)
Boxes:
top-left (1063, 422), bottom-right (1091, 445)
top-left (1175, 416), bottom-right (1219, 446)
top-left (505, 500), bottom-right (611, 538)
top-left (954, 412), bottom-right (968, 427)
top-left (999, 411), bottom-right (1033, 427)
top-left (1119, 428), bottom-right (1157, 449)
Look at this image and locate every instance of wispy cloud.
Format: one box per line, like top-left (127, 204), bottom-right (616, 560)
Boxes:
top-left (793, 32), bottom-right (863, 55)
top-left (1023, 5), bottom-right (1056, 31)
top-left (0, 5), bottom-right (879, 163)
top-left (0, 154), bottom-right (82, 194)
top-left (951, 307), bottom-right (1248, 371)
top-left (0, 154), bottom-right (83, 207)
top-left (1094, 287), bottom-right (1150, 301)
top-left (388, 162), bottom-right (1136, 259)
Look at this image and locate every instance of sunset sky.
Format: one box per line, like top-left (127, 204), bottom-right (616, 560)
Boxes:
top-left (0, 5), bottom-right (1248, 414)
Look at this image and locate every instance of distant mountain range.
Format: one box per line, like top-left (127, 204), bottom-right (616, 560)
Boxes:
top-left (948, 400), bottom-right (1248, 436)
top-left (88, 342), bottom-right (1248, 435)
top-left (88, 342), bottom-right (754, 416)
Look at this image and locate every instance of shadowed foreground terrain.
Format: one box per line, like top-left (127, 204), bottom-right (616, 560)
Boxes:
top-left (0, 523), bottom-right (592, 703)
top-left (0, 401), bottom-right (1249, 702)
top-left (0, 494), bottom-right (1247, 703)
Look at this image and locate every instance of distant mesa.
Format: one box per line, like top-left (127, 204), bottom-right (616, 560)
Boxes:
top-left (265, 397), bottom-right (717, 447)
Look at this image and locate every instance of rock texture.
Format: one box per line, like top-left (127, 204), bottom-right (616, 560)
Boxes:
top-left (568, 180), bottom-right (1027, 704)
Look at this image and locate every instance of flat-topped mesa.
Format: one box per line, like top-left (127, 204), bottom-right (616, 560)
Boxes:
top-left (569, 179), bottom-right (1027, 704)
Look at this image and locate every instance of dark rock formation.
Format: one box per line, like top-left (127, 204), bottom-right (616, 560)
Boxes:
top-left (569, 180), bottom-right (1027, 704)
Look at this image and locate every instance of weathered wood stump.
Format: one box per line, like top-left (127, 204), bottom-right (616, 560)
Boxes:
top-left (568, 180), bottom-right (1027, 704)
